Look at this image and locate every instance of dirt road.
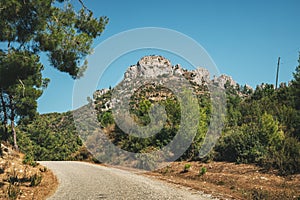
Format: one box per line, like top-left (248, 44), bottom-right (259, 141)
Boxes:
top-left (40, 161), bottom-right (216, 200)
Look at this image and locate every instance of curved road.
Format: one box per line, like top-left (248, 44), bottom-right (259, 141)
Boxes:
top-left (40, 161), bottom-right (215, 200)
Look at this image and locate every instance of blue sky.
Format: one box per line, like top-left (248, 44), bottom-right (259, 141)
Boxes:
top-left (37, 0), bottom-right (300, 113)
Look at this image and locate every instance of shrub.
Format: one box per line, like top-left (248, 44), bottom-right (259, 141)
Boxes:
top-left (135, 147), bottom-right (159, 170)
top-left (6, 169), bottom-right (21, 200)
top-left (214, 127), bottom-right (266, 164)
top-left (30, 173), bottom-right (42, 187)
top-left (98, 111), bottom-right (114, 127)
top-left (7, 182), bottom-right (21, 200)
top-left (199, 167), bottom-right (207, 176)
top-left (8, 169), bottom-right (19, 184)
top-left (262, 137), bottom-right (300, 175)
top-left (250, 189), bottom-right (269, 200)
top-left (183, 163), bottom-right (191, 172)
top-left (23, 154), bottom-right (37, 167)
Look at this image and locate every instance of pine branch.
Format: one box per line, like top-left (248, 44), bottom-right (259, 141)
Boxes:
top-left (78, 0), bottom-right (92, 13)
top-left (18, 79), bottom-right (25, 97)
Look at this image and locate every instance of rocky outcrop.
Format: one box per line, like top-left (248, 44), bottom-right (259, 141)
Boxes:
top-left (213, 74), bottom-right (236, 89)
top-left (93, 89), bottom-right (109, 100)
top-left (123, 55), bottom-right (233, 87)
top-left (94, 55), bottom-right (240, 110)
top-left (124, 55), bottom-right (172, 80)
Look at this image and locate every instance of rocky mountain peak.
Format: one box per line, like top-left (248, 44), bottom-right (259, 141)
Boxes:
top-left (125, 55), bottom-right (173, 79)
top-left (123, 55), bottom-right (236, 88)
top-left (94, 55), bottom-right (245, 111)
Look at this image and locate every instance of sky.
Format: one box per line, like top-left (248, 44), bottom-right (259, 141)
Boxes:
top-left (37, 0), bottom-right (300, 113)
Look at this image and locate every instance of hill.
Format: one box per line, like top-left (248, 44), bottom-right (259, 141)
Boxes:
top-left (9, 54), bottom-right (300, 199)
top-left (80, 55), bottom-right (299, 174)
top-left (13, 55), bottom-right (300, 174)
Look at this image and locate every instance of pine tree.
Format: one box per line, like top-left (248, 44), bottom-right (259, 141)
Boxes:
top-left (292, 54), bottom-right (300, 110)
top-left (0, 0), bottom-right (108, 149)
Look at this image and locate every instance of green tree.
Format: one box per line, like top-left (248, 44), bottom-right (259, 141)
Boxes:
top-left (0, 0), bottom-right (108, 148)
top-left (291, 55), bottom-right (300, 109)
top-left (259, 113), bottom-right (284, 149)
top-left (0, 50), bottom-right (46, 149)
top-left (99, 111), bottom-right (114, 127)
top-left (18, 112), bottom-right (83, 161)
top-left (225, 90), bottom-right (242, 127)
top-left (290, 54), bottom-right (300, 138)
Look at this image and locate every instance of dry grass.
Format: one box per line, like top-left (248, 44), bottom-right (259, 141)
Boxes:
top-left (146, 161), bottom-right (300, 200)
top-left (0, 145), bottom-right (58, 200)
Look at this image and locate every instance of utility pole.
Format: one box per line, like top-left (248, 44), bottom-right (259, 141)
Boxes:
top-left (275, 57), bottom-right (280, 89)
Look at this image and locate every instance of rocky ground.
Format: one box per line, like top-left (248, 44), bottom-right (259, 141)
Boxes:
top-left (0, 144), bottom-right (58, 200)
top-left (145, 161), bottom-right (300, 200)
top-left (1, 142), bottom-right (299, 200)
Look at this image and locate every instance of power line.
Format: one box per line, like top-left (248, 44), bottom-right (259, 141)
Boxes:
top-left (275, 57), bottom-right (280, 89)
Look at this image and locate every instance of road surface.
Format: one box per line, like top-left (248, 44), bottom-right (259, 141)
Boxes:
top-left (39, 161), bottom-right (216, 200)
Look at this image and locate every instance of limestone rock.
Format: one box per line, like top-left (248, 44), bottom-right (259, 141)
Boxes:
top-left (94, 55), bottom-right (240, 109)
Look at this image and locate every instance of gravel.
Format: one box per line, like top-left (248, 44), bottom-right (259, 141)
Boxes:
top-left (39, 161), bottom-right (216, 200)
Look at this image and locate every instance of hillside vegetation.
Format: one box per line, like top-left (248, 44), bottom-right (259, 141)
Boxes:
top-left (16, 112), bottom-right (92, 163)
top-left (2, 55), bottom-right (300, 176)
top-left (93, 55), bottom-right (300, 175)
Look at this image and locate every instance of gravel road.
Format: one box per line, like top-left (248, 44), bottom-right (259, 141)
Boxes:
top-left (39, 161), bottom-right (216, 200)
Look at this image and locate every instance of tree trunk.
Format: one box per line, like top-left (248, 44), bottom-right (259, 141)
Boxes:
top-left (0, 89), bottom-right (9, 141)
top-left (11, 119), bottom-right (18, 151)
top-left (9, 95), bottom-right (18, 151)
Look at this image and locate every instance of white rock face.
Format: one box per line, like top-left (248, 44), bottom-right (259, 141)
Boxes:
top-left (112, 55), bottom-right (240, 92)
top-left (123, 56), bottom-right (212, 84)
top-left (190, 67), bottom-right (211, 85)
top-left (137, 55), bottom-right (172, 78)
top-left (172, 64), bottom-right (184, 76)
top-left (213, 74), bottom-right (236, 89)
top-left (124, 65), bottom-right (138, 79)
top-left (124, 56), bottom-right (174, 83)
top-left (94, 55), bottom-right (239, 105)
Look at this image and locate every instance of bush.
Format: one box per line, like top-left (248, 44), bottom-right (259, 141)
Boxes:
top-left (182, 163), bottom-right (191, 172)
top-left (199, 167), bottom-right (207, 176)
top-left (30, 173), bottom-right (42, 187)
top-left (214, 127), bottom-right (266, 164)
top-left (6, 170), bottom-right (21, 200)
top-left (23, 154), bottom-right (37, 167)
top-left (262, 137), bottom-right (300, 175)
top-left (215, 122), bottom-right (300, 175)
top-left (98, 111), bottom-right (114, 127)
top-left (135, 147), bottom-right (160, 170)
top-left (7, 182), bottom-right (21, 200)
top-left (17, 112), bottom-right (83, 161)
